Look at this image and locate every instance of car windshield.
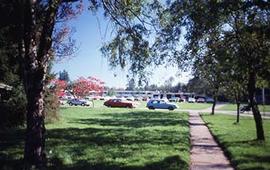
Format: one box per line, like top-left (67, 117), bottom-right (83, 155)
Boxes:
top-left (113, 99), bottom-right (122, 102)
top-left (152, 100), bottom-right (159, 104)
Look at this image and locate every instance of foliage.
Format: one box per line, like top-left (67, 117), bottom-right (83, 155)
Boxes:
top-left (126, 77), bottom-right (136, 90)
top-left (0, 84), bottom-right (26, 127)
top-left (49, 79), bottom-right (68, 98)
top-left (58, 70), bottom-right (70, 82)
top-left (98, 0), bottom-right (165, 84)
top-left (72, 76), bottom-right (104, 98)
top-left (184, 77), bottom-right (210, 96)
top-left (106, 88), bottom-right (116, 96)
top-left (0, 21), bottom-right (26, 127)
top-left (44, 87), bottom-right (60, 123)
top-left (0, 107), bottom-right (190, 170)
top-left (202, 114), bottom-right (270, 170)
top-left (144, 80), bottom-right (184, 93)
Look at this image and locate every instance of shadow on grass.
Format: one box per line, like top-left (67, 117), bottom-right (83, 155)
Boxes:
top-left (0, 110), bottom-right (189, 170)
top-left (0, 154), bottom-right (23, 170)
top-left (231, 154), bottom-right (270, 170)
top-left (49, 155), bottom-right (187, 170)
top-left (69, 110), bottom-right (189, 128)
top-left (0, 128), bottom-right (25, 170)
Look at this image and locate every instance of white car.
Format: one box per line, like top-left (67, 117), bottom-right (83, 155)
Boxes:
top-left (188, 97), bottom-right (196, 103)
top-left (59, 100), bottom-right (65, 105)
top-left (169, 97), bottom-right (179, 102)
top-left (126, 96), bottom-right (135, 101)
top-left (134, 96), bottom-right (142, 101)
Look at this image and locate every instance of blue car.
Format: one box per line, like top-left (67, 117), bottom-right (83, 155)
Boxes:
top-left (67, 99), bottom-right (89, 106)
top-left (147, 99), bottom-right (178, 110)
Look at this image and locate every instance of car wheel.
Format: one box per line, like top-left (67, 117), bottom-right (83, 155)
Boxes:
top-left (168, 106), bottom-right (174, 111)
top-left (148, 106), bottom-right (155, 110)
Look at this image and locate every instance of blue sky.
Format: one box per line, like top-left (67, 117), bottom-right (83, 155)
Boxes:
top-left (52, 6), bottom-right (192, 88)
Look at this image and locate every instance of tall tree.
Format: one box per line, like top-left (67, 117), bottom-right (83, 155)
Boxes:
top-left (153, 0), bottom-right (270, 140)
top-left (126, 77), bottom-right (136, 91)
top-left (59, 69), bottom-right (70, 82)
top-left (14, 1), bottom-right (82, 167)
top-left (1, 0), bottom-right (148, 168)
top-left (193, 30), bottom-right (230, 115)
top-left (185, 77), bottom-right (211, 96)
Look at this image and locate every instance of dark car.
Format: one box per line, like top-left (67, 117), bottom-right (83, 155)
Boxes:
top-left (205, 97), bottom-right (214, 103)
top-left (104, 98), bottom-right (136, 108)
top-left (240, 105), bottom-right (251, 113)
top-left (67, 99), bottom-right (89, 106)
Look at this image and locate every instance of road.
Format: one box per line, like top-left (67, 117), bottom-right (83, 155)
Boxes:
top-left (179, 103), bottom-right (270, 118)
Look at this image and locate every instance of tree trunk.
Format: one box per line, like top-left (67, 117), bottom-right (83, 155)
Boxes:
top-left (236, 102), bottom-right (240, 123)
top-left (22, 1), bottom-right (60, 168)
top-left (211, 96), bottom-right (216, 115)
top-left (23, 67), bottom-right (47, 169)
top-left (248, 71), bottom-right (265, 140)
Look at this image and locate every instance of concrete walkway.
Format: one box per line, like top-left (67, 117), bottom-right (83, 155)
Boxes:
top-left (189, 111), bottom-right (234, 170)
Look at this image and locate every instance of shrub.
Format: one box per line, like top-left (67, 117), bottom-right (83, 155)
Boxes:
top-left (0, 84), bottom-right (26, 127)
top-left (44, 87), bottom-right (60, 123)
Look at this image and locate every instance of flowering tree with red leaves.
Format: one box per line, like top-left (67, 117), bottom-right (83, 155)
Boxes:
top-left (73, 76), bottom-right (104, 98)
top-left (49, 79), bottom-right (68, 98)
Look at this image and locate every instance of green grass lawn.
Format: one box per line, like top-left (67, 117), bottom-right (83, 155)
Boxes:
top-left (217, 104), bottom-right (270, 112)
top-left (178, 103), bottom-right (212, 110)
top-left (201, 114), bottom-right (270, 170)
top-left (0, 107), bottom-right (190, 170)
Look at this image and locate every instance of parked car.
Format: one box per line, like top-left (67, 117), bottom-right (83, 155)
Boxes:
top-left (187, 97), bottom-right (196, 103)
top-left (104, 98), bottom-right (136, 108)
top-left (59, 99), bottom-right (65, 105)
top-left (142, 97), bottom-right (149, 101)
top-left (146, 99), bottom-right (178, 110)
top-left (196, 98), bottom-right (206, 103)
top-left (67, 99), bottom-right (90, 106)
top-left (134, 96), bottom-right (142, 101)
top-left (179, 97), bottom-right (186, 102)
top-left (169, 97), bottom-right (179, 102)
top-left (84, 96), bottom-right (94, 101)
top-left (93, 96), bottom-right (101, 100)
top-left (240, 105), bottom-right (251, 113)
top-left (104, 96), bottom-right (113, 101)
top-left (126, 96), bottom-right (135, 101)
top-left (205, 97), bottom-right (214, 103)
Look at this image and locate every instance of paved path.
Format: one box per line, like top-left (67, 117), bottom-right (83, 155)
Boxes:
top-left (189, 111), bottom-right (234, 170)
